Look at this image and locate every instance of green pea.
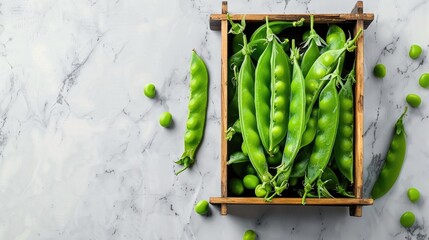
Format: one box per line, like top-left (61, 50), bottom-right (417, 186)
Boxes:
top-left (254, 184), bottom-right (271, 197)
top-left (302, 30), bottom-right (310, 42)
top-left (419, 73), bottom-right (429, 88)
top-left (159, 112), bottom-right (173, 128)
top-left (243, 174), bottom-right (260, 190)
top-left (409, 44), bottom-right (422, 59)
top-left (229, 178), bottom-right (244, 196)
top-left (373, 64), bottom-right (386, 78)
top-left (194, 200), bottom-right (209, 215)
top-left (144, 83), bottom-right (156, 98)
top-left (400, 211), bottom-right (415, 228)
top-left (407, 188), bottom-right (420, 203)
top-left (406, 94), bottom-right (421, 108)
top-left (243, 229), bottom-right (257, 240)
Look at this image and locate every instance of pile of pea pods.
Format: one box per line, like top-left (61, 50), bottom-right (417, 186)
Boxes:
top-left (225, 15), bottom-right (364, 203)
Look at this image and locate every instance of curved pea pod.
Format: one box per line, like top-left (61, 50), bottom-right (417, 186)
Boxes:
top-left (238, 35), bottom-right (273, 195)
top-left (250, 18), bottom-right (304, 42)
top-left (268, 43), bottom-right (306, 200)
top-left (176, 50), bottom-right (209, 175)
top-left (300, 15), bottom-right (325, 77)
top-left (300, 107), bottom-right (318, 149)
top-left (290, 144), bottom-right (313, 178)
top-left (371, 107), bottom-right (408, 199)
top-left (302, 60), bottom-right (341, 204)
top-left (321, 25), bottom-right (346, 71)
top-left (304, 29), bottom-right (362, 125)
top-left (319, 167), bottom-right (354, 198)
top-left (334, 66), bottom-right (355, 183)
top-left (255, 18), bottom-right (292, 156)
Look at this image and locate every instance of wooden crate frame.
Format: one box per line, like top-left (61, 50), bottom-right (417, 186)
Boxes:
top-left (209, 1), bottom-right (374, 217)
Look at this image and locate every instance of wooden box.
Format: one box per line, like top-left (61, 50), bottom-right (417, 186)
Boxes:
top-left (209, 1), bottom-right (374, 217)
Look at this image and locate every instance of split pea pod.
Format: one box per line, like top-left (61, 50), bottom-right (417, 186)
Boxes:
top-left (238, 35), bottom-right (273, 195)
top-left (371, 107), bottom-right (408, 199)
top-left (300, 15), bottom-right (325, 77)
top-left (176, 50), bottom-right (209, 174)
top-left (302, 60), bottom-right (342, 204)
top-left (268, 41), bottom-right (306, 200)
top-left (255, 17), bottom-right (291, 156)
top-left (334, 65), bottom-right (356, 183)
top-left (304, 29), bottom-right (362, 124)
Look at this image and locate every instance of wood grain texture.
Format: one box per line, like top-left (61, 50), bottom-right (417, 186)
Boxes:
top-left (351, 0), bottom-right (365, 218)
top-left (210, 197), bottom-right (373, 205)
top-left (209, 13), bottom-right (374, 31)
top-left (220, 1), bottom-right (228, 216)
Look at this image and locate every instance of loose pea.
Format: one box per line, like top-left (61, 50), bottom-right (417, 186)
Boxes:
top-left (144, 83), bottom-right (156, 98)
top-left (229, 178), bottom-right (244, 196)
top-left (159, 112), bottom-right (173, 127)
top-left (243, 174), bottom-right (260, 190)
top-left (409, 44), bottom-right (422, 59)
top-left (406, 94), bottom-right (421, 108)
top-left (400, 211), bottom-right (416, 228)
top-left (419, 73), bottom-right (429, 88)
top-left (194, 200), bottom-right (209, 215)
top-left (243, 230), bottom-right (257, 240)
top-left (373, 64), bottom-right (386, 78)
top-left (407, 188), bottom-right (420, 203)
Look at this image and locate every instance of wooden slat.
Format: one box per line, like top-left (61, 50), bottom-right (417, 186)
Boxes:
top-left (220, 1), bottom-right (228, 216)
top-left (209, 13), bottom-right (374, 31)
top-left (210, 197), bottom-right (374, 206)
top-left (351, 0), bottom-right (365, 218)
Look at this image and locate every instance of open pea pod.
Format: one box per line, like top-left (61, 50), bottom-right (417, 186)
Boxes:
top-left (250, 18), bottom-right (304, 42)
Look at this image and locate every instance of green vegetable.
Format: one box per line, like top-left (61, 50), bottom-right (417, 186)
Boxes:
top-left (176, 50), bottom-right (209, 174)
top-left (419, 73), bottom-right (429, 88)
top-left (267, 151), bottom-right (282, 167)
top-left (371, 107), bottom-right (407, 199)
top-left (300, 15), bottom-right (325, 77)
top-left (227, 152), bottom-right (249, 165)
top-left (245, 163), bottom-right (257, 175)
top-left (409, 44), bottom-right (422, 59)
top-left (255, 17), bottom-right (291, 156)
top-left (229, 178), bottom-right (245, 196)
top-left (322, 24), bottom-right (346, 70)
top-left (302, 59), bottom-right (342, 204)
top-left (227, 14), bottom-right (246, 54)
top-left (300, 107), bottom-right (318, 148)
top-left (269, 40), bottom-right (306, 200)
top-left (319, 167), bottom-right (354, 198)
top-left (255, 184), bottom-right (272, 198)
top-left (194, 200), bottom-right (209, 215)
top-left (238, 34), bottom-right (273, 196)
top-left (407, 188), bottom-right (420, 203)
top-left (144, 83), bottom-right (156, 98)
top-left (243, 229), bottom-right (257, 240)
top-left (226, 119), bottom-right (241, 141)
top-left (159, 112), bottom-right (173, 128)
top-left (302, 30), bottom-right (310, 42)
top-left (290, 144), bottom-right (313, 178)
top-left (400, 211), bottom-right (415, 228)
top-left (373, 64), bottom-right (386, 78)
top-left (334, 65), bottom-right (356, 183)
top-left (243, 174), bottom-right (260, 190)
top-left (250, 18), bottom-right (304, 42)
top-left (406, 94), bottom-right (421, 108)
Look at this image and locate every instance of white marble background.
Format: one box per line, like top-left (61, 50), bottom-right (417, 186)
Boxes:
top-left (0, 0), bottom-right (429, 239)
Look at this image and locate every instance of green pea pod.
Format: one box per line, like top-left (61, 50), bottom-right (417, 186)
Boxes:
top-left (250, 18), bottom-right (304, 42)
top-left (334, 64), bottom-right (356, 183)
top-left (227, 151), bottom-right (249, 165)
top-left (176, 50), bottom-right (209, 175)
top-left (227, 14), bottom-right (246, 54)
top-left (322, 25), bottom-right (346, 71)
top-left (268, 41), bottom-right (306, 200)
top-left (238, 34), bottom-right (273, 195)
top-left (302, 59), bottom-right (342, 204)
top-left (319, 167), bottom-right (354, 198)
top-left (290, 144), bottom-right (313, 178)
top-left (304, 29), bottom-right (362, 127)
top-left (255, 17), bottom-right (292, 156)
top-left (300, 15), bottom-right (325, 77)
top-left (226, 118), bottom-right (241, 141)
top-left (300, 107), bottom-right (318, 148)
top-left (371, 107), bottom-right (408, 199)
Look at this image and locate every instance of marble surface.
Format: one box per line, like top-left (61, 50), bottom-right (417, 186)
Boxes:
top-left (1, 0), bottom-right (429, 239)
